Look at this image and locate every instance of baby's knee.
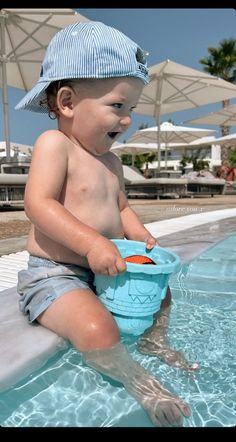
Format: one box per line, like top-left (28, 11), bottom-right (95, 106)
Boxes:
top-left (77, 311), bottom-right (120, 351)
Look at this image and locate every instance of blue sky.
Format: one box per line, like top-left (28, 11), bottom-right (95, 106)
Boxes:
top-left (1, 8), bottom-right (236, 148)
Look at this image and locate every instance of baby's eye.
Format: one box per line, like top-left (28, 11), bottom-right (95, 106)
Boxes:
top-left (130, 106), bottom-right (136, 112)
top-left (112, 103), bottom-right (123, 109)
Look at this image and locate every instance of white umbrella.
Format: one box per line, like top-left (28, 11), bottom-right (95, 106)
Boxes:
top-left (0, 8), bottom-right (89, 162)
top-left (128, 121), bottom-right (215, 169)
top-left (111, 140), bottom-right (185, 166)
top-left (185, 136), bottom-right (217, 146)
top-left (185, 104), bottom-right (236, 127)
top-left (111, 142), bottom-right (160, 166)
top-left (210, 133), bottom-right (236, 146)
top-left (134, 59), bottom-right (236, 171)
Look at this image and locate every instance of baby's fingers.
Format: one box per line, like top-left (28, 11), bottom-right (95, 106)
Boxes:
top-left (115, 257), bottom-right (127, 274)
top-left (145, 236), bottom-right (158, 250)
top-left (106, 257), bottom-right (126, 276)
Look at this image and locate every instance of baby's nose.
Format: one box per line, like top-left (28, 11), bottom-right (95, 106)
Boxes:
top-left (120, 114), bottom-right (132, 128)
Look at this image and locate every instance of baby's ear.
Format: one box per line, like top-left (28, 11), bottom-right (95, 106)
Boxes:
top-left (57, 87), bottom-right (73, 113)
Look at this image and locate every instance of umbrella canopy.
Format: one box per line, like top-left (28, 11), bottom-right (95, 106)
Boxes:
top-left (182, 135), bottom-right (217, 147)
top-left (160, 136), bottom-right (218, 157)
top-left (134, 59), bottom-right (236, 171)
top-left (128, 122), bottom-right (214, 166)
top-left (128, 122), bottom-right (214, 144)
top-left (211, 133), bottom-right (236, 146)
top-left (111, 142), bottom-right (158, 155)
top-left (128, 122), bottom-right (215, 169)
top-left (185, 104), bottom-right (236, 127)
top-left (111, 142), bottom-right (160, 165)
top-left (110, 141), bottom-right (184, 166)
top-left (0, 8), bottom-right (89, 161)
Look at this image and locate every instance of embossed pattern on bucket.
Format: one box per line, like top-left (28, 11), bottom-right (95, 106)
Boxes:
top-left (94, 240), bottom-right (181, 335)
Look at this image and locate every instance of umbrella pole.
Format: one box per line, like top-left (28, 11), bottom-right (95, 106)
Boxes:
top-left (157, 115), bottom-right (161, 176)
top-left (0, 13), bottom-right (11, 163)
top-left (165, 141), bottom-right (168, 170)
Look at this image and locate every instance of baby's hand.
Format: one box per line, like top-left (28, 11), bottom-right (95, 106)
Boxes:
top-left (145, 235), bottom-right (158, 250)
top-left (86, 237), bottom-right (126, 276)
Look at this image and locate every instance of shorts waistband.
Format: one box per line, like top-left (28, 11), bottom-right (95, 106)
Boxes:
top-left (28, 255), bottom-right (73, 268)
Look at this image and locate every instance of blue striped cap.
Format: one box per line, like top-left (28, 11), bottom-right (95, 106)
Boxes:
top-left (15, 21), bottom-right (149, 113)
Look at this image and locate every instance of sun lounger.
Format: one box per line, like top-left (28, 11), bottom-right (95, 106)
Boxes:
top-left (123, 166), bottom-right (226, 199)
top-left (125, 177), bottom-right (189, 199)
top-left (184, 172), bottom-right (226, 197)
top-left (187, 178), bottom-right (226, 196)
top-left (123, 166), bottom-right (188, 199)
top-left (0, 173), bottom-right (27, 208)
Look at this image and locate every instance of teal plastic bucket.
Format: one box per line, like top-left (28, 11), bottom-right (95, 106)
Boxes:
top-left (94, 239), bottom-right (181, 335)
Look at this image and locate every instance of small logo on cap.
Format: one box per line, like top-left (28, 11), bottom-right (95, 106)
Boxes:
top-left (136, 47), bottom-right (147, 65)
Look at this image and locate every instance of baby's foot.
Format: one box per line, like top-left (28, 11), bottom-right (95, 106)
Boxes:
top-left (130, 373), bottom-right (191, 427)
top-left (137, 337), bottom-right (199, 372)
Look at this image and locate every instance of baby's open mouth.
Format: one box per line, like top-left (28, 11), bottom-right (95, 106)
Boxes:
top-left (108, 132), bottom-right (119, 139)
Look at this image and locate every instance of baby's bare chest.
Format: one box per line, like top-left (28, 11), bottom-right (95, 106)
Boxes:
top-left (63, 156), bottom-right (120, 202)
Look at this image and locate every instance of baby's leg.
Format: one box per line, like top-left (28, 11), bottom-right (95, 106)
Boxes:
top-left (83, 342), bottom-right (190, 427)
top-left (37, 288), bottom-right (190, 427)
top-left (37, 287), bottom-right (120, 351)
top-left (137, 287), bottom-right (199, 371)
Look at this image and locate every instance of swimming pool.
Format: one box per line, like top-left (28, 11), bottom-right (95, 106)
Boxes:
top-left (0, 234), bottom-right (235, 427)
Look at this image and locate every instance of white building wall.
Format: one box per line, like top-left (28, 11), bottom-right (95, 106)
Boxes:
top-left (142, 143), bottom-right (222, 171)
top-left (211, 144), bottom-right (222, 166)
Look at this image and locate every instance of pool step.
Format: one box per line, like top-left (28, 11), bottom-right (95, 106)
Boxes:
top-left (0, 251), bottom-right (68, 392)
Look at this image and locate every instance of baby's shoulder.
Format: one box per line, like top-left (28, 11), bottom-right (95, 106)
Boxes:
top-left (34, 130), bottom-right (69, 152)
top-left (36, 129), bottom-right (65, 145)
top-left (32, 130), bottom-right (70, 161)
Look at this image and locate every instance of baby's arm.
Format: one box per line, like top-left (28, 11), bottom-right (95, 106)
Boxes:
top-left (113, 155), bottom-right (158, 249)
top-left (120, 195), bottom-right (158, 249)
top-left (110, 155), bottom-right (157, 248)
top-left (24, 131), bottom-right (126, 275)
top-left (118, 185), bottom-right (158, 249)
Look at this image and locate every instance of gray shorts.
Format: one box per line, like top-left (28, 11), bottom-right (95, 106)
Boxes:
top-left (17, 255), bottom-right (95, 323)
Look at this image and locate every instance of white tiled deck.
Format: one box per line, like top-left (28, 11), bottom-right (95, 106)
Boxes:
top-left (0, 250), bottom-right (29, 291)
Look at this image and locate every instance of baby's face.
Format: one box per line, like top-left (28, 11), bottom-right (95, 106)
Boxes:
top-left (66, 77), bottom-right (144, 156)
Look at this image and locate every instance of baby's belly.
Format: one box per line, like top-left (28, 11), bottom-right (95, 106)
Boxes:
top-left (71, 203), bottom-right (123, 238)
top-left (27, 229), bottom-right (87, 265)
top-left (27, 216), bottom-right (124, 266)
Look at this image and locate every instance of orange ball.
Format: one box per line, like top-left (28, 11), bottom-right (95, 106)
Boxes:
top-left (124, 255), bottom-right (156, 265)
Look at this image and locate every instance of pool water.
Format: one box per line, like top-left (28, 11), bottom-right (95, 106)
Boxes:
top-left (0, 235), bottom-right (235, 427)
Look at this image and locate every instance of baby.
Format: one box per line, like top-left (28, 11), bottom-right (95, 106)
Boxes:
top-left (16, 21), bottom-right (196, 427)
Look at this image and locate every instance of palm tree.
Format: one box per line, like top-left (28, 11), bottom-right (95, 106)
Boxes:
top-left (200, 38), bottom-right (236, 161)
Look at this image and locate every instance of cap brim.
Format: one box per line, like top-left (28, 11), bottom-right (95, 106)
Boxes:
top-left (15, 81), bottom-right (52, 113)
